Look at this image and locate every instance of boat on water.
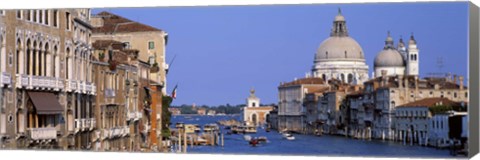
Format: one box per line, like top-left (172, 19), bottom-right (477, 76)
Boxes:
top-left (244, 125), bottom-right (257, 133)
top-left (282, 133), bottom-right (295, 140)
top-left (257, 136), bottom-right (268, 143)
top-left (243, 135), bottom-right (252, 141)
top-left (285, 134), bottom-right (295, 140)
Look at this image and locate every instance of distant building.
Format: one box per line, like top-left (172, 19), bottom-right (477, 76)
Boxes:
top-left (373, 32), bottom-right (419, 77)
top-left (207, 110), bottom-right (216, 116)
top-left (243, 89), bottom-right (273, 126)
top-left (197, 108), bottom-right (206, 115)
top-left (168, 108), bottom-right (181, 115)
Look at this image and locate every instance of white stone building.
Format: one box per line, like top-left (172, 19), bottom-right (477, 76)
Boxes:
top-left (312, 9), bottom-right (369, 84)
top-left (243, 89), bottom-right (273, 126)
top-left (373, 32), bottom-right (419, 77)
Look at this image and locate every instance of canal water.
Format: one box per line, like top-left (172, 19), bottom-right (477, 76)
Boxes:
top-left (171, 115), bottom-right (453, 158)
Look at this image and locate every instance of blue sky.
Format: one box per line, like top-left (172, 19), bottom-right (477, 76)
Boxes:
top-left (93, 2), bottom-right (469, 106)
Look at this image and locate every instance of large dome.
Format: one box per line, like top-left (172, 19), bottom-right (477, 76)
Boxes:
top-left (374, 49), bottom-right (404, 67)
top-left (315, 36), bottom-right (365, 60)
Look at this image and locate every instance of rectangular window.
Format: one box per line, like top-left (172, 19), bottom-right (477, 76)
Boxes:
top-left (17, 10), bottom-right (22, 19)
top-left (0, 10), bottom-right (4, 16)
top-left (39, 10), bottom-right (43, 24)
top-left (53, 10), bottom-right (58, 27)
top-left (45, 10), bottom-right (49, 25)
top-left (26, 10), bottom-right (31, 21)
top-left (33, 10), bottom-right (37, 22)
top-left (148, 41), bottom-right (155, 50)
top-left (66, 12), bottom-right (71, 30)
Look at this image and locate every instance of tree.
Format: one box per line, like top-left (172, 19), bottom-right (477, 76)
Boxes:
top-left (162, 96), bottom-right (173, 139)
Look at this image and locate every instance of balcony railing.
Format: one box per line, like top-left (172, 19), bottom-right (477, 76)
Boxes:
top-left (75, 119), bottom-right (81, 133)
top-left (90, 118), bottom-right (96, 130)
top-left (66, 80), bottom-right (77, 92)
top-left (28, 127), bottom-right (57, 140)
top-left (123, 126), bottom-right (130, 136)
top-left (127, 112), bottom-right (136, 121)
top-left (1, 72), bottom-right (12, 87)
top-left (15, 74), bottom-right (64, 91)
top-left (136, 112), bottom-right (143, 120)
top-left (102, 129), bottom-right (109, 140)
top-left (84, 118), bottom-right (90, 130)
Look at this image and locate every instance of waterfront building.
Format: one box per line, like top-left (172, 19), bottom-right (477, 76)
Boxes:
top-left (90, 11), bottom-right (168, 94)
top-left (168, 108), bottom-right (181, 116)
top-left (317, 80), bottom-right (359, 135)
top-left (428, 111), bottom-right (468, 147)
top-left (311, 9), bottom-right (369, 84)
top-left (0, 9), bottom-right (96, 150)
top-left (197, 108), bottom-right (206, 115)
top-left (266, 106), bottom-right (279, 130)
top-left (91, 12), bottom-right (167, 151)
top-left (91, 40), bottom-right (144, 151)
top-left (303, 90), bottom-right (328, 134)
top-left (207, 110), bottom-right (216, 116)
top-left (243, 89), bottom-right (273, 126)
top-left (394, 98), bottom-right (467, 146)
top-left (278, 77), bottom-right (328, 133)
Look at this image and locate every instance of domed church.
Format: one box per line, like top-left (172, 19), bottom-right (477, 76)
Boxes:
top-left (373, 32), bottom-right (419, 77)
top-left (312, 9), bottom-right (369, 84)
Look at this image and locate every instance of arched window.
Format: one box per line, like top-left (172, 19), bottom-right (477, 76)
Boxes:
top-left (344, 51), bottom-right (347, 58)
top-left (391, 101), bottom-right (395, 108)
top-left (26, 39), bottom-right (31, 75)
top-left (66, 47), bottom-right (70, 79)
top-left (44, 43), bottom-right (49, 76)
top-left (341, 74), bottom-right (345, 83)
top-left (16, 39), bottom-right (22, 74)
top-left (53, 46), bottom-right (58, 78)
top-left (325, 52), bottom-right (328, 59)
top-left (322, 74), bottom-right (326, 81)
top-left (348, 74), bottom-right (353, 83)
top-left (32, 41), bottom-right (37, 75)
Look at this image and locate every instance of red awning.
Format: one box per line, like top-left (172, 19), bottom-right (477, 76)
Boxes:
top-left (27, 91), bottom-right (64, 115)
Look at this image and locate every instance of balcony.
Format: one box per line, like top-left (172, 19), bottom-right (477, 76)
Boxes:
top-left (85, 82), bottom-right (96, 95)
top-left (66, 80), bottom-right (77, 92)
top-left (102, 129), bottom-right (109, 140)
top-left (1, 72), bottom-right (12, 87)
top-left (28, 127), bottom-right (57, 140)
top-left (123, 126), bottom-right (130, 136)
top-left (74, 119), bottom-right (82, 133)
top-left (136, 112), bottom-right (143, 120)
top-left (15, 74), bottom-right (64, 91)
top-left (110, 127), bottom-right (122, 138)
top-left (90, 118), bottom-right (96, 130)
top-left (84, 118), bottom-right (90, 130)
top-left (127, 112), bottom-right (136, 121)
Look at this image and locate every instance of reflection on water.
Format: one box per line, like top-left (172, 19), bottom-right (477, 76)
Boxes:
top-left (171, 115), bottom-right (452, 158)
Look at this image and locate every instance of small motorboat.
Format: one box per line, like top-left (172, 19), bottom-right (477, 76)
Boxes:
top-left (244, 135), bottom-right (252, 141)
top-left (257, 136), bottom-right (268, 143)
top-left (285, 134), bottom-right (295, 140)
top-left (249, 138), bottom-right (259, 147)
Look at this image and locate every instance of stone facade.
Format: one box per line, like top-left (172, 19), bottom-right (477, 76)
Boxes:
top-left (243, 89), bottom-right (273, 126)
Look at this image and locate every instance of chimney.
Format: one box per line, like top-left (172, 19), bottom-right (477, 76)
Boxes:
top-left (404, 76), bottom-right (409, 101)
top-left (459, 76), bottom-right (464, 90)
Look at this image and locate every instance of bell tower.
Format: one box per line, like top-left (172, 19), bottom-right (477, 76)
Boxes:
top-left (407, 33), bottom-right (419, 76)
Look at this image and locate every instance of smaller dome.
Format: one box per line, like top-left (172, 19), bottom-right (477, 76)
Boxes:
top-left (374, 49), bottom-right (404, 67)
